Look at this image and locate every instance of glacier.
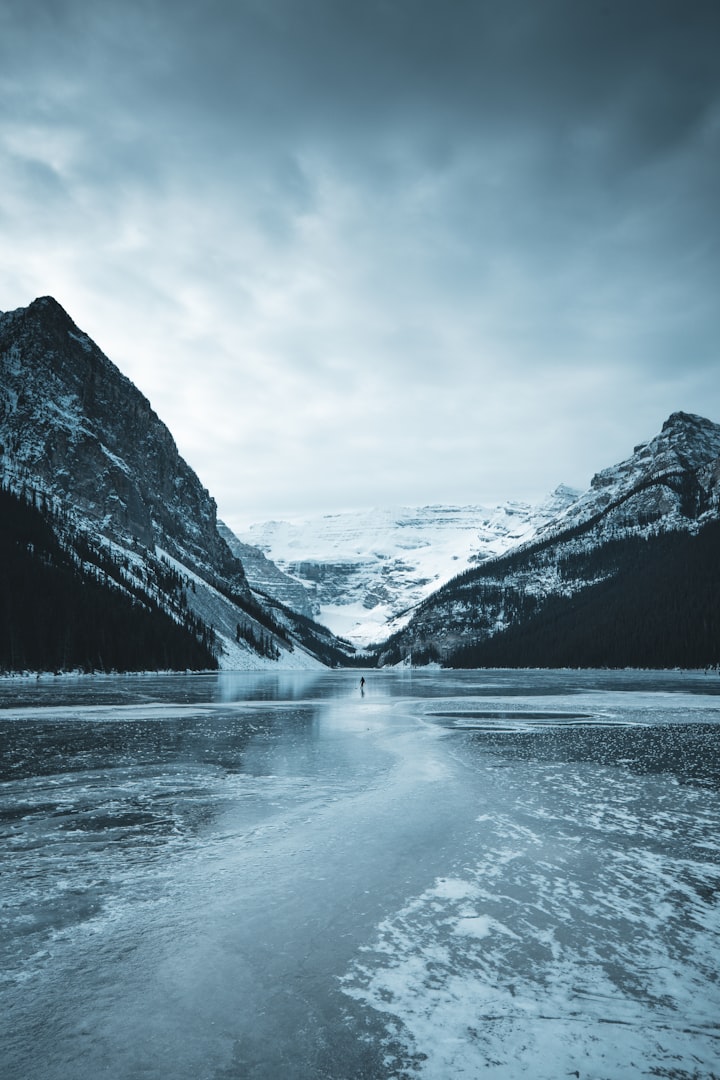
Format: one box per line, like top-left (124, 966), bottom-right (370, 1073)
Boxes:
top-left (236, 488), bottom-right (580, 646)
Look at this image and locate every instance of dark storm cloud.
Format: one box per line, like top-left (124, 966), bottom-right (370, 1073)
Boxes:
top-left (6, 1), bottom-right (718, 165)
top-left (1, 1), bottom-right (719, 522)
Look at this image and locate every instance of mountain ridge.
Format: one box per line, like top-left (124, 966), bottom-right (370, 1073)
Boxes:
top-left (377, 409), bottom-right (720, 667)
top-left (531, 411), bottom-right (720, 545)
top-left (0, 296), bottom-right (240, 578)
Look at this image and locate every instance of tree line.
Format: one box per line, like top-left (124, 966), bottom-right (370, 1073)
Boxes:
top-left (445, 520), bottom-right (720, 669)
top-left (0, 484), bottom-right (218, 673)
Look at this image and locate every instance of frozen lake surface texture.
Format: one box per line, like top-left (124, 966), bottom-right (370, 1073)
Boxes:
top-left (1, 669), bottom-right (719, 1079)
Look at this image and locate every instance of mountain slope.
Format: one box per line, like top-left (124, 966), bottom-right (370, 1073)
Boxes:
top-left (446, 521), bottom-right (720, 670)
top-left (0, 485), bottom-right (217, 673)
top-left (0, 297), bottom-right (240, 578)
top-left (217, 521), bottom-right (315, 618)
top-left (378, 412), bottom-right (720, 668)
top-left (0, 297), bottom-right (347, 671)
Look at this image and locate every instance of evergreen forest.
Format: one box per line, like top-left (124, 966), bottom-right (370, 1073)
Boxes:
top-left (0, 486), bottom-right (218, 673)
top-left (446, 520), bottom-right (720, 670)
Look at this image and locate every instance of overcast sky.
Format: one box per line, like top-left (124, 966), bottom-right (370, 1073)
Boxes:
top-left (1, 0), bottom-right (718, 531)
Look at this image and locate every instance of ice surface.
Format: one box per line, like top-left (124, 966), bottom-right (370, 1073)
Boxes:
top-left (1, 669), bottom-right (719, 1078)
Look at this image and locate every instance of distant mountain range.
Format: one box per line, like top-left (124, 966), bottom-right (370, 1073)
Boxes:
top-left (0, 297), bottom-right (353, 673)
top-left (2, 296), bottom-right (718, 673)
top-left (234, 492), bottom-right (581, 646)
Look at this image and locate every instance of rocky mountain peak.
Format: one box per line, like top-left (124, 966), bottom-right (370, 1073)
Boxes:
top-left (662, 410), bottom-right (715, 433)
top-left (26, 294), bottom-right (77, 325)
top-left (0, 296), bottom-right (242, 585)
top-left (656, 411), bottom-right (720, 464)
top-left (529, 411), bottom-right (720, 548)
top-left (3, 294), bottom-right (72, 326)
top-left (588, 411), bottom-right (720, 494)
top-left (1, 295), bottom-right (138, 408)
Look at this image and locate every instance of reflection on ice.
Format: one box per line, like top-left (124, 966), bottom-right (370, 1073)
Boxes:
top-left (1, 669), bottom-right (719, 1079)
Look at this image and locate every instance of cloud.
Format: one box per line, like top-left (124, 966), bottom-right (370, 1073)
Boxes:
top-left (1, 0), bottom-right (719, 525)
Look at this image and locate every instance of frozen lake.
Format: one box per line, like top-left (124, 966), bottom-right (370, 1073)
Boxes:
top-left (1, 668), bottom-right (719, 1079)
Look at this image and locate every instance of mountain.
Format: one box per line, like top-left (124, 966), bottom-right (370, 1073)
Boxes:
top-left (378, 412), bottom-right (720, 669)
top-left (532, 411), bottom-right (720, 542)
top-left (235, 489), bottom-right (580, 647)
top-left (217, 521), bottom-right (315, 619)
top-left (0, 297), bottom-right (237, 577)
top-left (0, 297), bottom-right (351, 672)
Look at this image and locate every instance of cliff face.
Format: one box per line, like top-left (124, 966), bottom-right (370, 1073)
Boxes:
top-left (217, 522), bottom-right (315, 618)
top-left (0, 296), bottom-right (244, 587)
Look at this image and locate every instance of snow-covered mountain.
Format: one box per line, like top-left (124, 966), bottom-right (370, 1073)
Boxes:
top-left (379, 411), bottom-right (720, 668)
top-left (0, 297), bottom-right (350, 671)
top-left (236, 488), bottom-right (580, 646)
